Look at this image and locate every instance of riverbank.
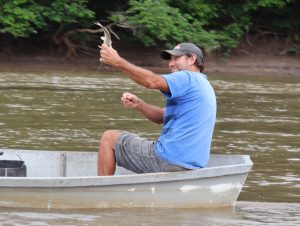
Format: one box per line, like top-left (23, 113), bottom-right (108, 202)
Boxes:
top-left (1, 46), bottom-right (300, 76)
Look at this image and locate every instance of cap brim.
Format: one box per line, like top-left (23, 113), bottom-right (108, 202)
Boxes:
top-left (160, 50), bottom-right (185, 60)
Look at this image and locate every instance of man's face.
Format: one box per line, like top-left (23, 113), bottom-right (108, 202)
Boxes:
top-left (168, 55), bottom-right (190, 72)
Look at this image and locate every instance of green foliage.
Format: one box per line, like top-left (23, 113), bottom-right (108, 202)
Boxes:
top-left (0, 0), bottom-right (42, 37)
top-left (110, 0), bottom-right (220, 52)
top-left (109, 0), bottom-right (299, 54)
top-left (0, 0), bottom-right (95, 38)
top-left (0, 0), bottom-right (299, 56)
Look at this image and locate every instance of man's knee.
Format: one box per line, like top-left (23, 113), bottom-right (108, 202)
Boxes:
top-left (100, 130), bottom-right (122, 149)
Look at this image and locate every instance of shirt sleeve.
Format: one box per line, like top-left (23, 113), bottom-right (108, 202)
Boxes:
top-left (161, 71), bottom-right (191, 99)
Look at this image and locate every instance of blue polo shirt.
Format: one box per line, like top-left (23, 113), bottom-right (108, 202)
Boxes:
top-left (155, 70), bottom-right (217, 169)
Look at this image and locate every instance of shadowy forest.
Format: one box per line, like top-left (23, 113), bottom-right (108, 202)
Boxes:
top-left (0, 0), bottom-right (299, 59)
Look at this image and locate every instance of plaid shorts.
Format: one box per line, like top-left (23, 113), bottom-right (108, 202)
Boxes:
top-left (115, 132), bottom-right (187, 174)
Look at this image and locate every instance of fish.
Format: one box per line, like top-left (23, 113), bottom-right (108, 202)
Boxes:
top-left (94, 22), bottom-right (112, 47)
top-left (94, 22), bottom-right (112, 73)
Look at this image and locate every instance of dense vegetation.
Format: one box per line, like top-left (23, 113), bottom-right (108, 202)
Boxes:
top-left (0, 0), bottom-right (299, 57)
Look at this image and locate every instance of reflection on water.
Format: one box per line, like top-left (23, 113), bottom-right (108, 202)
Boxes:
top-left (0, 202), bottom-right (299, 225)
top-left (0, 71), bottom-right (299, 224)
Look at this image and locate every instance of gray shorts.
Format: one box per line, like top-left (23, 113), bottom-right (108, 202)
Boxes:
top-left (115, 132), bottom-right (187, 174)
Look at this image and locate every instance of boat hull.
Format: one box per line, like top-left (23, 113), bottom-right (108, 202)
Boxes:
top-left (0, 149), bottom-right (253, 209)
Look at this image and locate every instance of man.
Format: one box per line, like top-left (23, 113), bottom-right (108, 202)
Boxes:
top-left (98, 42), bottom-right (216, 176)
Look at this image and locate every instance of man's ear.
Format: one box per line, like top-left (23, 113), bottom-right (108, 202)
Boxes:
top-left (188, 54), bottom-right (197, 66)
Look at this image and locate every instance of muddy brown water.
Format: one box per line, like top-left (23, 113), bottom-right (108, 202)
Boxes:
top-left (0, 71), bottom-right (299, 225)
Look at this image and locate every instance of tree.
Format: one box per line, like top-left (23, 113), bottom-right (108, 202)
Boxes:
top-left (110, 0), bottom-right (221, 52)
top-left (0, 0), bottom-right (95, 57)
top-left (0, 0), bottom-right (299, 57)
top-left (0, 0), bottom-right (95, 37)
top-left (109, 0), bottom-right (300, 55)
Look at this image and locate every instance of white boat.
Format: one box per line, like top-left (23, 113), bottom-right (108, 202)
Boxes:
top-left (0, 149), bottom-right (253, 209)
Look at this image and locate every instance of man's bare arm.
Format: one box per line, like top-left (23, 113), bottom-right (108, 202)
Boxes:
top-left (136, 100), bottom-right (165, 124)
top-left (122, 92), bottom-right (165, 124)
top-left (100, 44), bottom-right (169, 93)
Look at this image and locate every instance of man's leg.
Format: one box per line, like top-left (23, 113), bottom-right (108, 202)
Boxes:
top-left (98, 130), bottom-right (122, 176)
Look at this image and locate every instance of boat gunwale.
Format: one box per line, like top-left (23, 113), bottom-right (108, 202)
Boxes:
top-left (0, 161), bottom-right (253, 188)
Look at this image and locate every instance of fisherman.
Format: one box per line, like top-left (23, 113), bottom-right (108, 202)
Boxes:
top-left (98, 42), bottom-right (217, 176)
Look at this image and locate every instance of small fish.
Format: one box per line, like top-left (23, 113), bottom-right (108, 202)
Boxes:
top-left (94, 22), bottom-right (112, 47)
top-left (94, 22), bottom-right (112, 73)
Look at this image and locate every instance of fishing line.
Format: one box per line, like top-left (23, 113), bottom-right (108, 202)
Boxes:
top-left (129, 107), bottom-right (139, 134)
top-left (95, 61), bottom-right (103, 75)
top-left (94, 21), bottom-right (137, 133)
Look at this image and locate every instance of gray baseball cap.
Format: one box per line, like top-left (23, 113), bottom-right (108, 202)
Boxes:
top-left (160, 43), bottom-right (204, 65)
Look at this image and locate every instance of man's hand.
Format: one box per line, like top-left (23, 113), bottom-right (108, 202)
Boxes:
top-left (121, 92), bottom-right (165, 124)
top-left (121, 92), bottom-right (139, 109)
top-left (99, 44), bottom-right (122, 66)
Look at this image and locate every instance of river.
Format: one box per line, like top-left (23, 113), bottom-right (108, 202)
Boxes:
top-left (0, 70), bottom-right (299, 225)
